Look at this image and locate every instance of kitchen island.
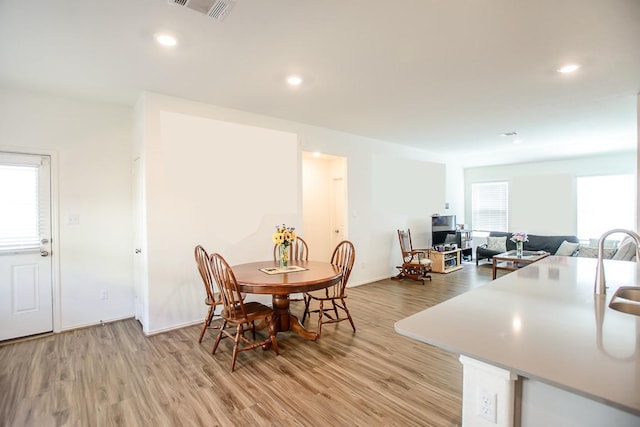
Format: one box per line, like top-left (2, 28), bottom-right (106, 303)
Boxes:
top-left (395, 256), bottom-right (640, 426)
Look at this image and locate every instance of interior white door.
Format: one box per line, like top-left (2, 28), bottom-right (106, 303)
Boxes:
top-left (0, 152), bottom-right (53, 341)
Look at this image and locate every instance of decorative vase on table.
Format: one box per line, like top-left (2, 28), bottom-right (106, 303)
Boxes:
top-left (279, 244), bottom-right (289, 269)
top-left (511, 232), bottom-right (528, 259)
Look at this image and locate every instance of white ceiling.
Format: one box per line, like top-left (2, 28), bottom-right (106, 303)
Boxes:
top-left (0, 0), bottom-right (638, 167)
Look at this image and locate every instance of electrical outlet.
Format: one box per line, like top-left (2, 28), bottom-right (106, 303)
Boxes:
top-left (99, 289), bottom-right (108, 300)
top-left (477, 387), bottom-right (497, 423)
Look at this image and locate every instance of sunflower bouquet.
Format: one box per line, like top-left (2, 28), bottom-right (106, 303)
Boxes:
top-left (273, 224), bottom-right (297, 247)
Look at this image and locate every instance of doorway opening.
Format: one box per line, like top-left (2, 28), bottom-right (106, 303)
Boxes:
top-left (302, 152), bottom-right (348, 262)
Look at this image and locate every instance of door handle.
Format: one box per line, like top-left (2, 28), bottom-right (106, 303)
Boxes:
top-left (334, 229), bottom-right (340, 234)
top-left (135, 248), bottom-right (142, 254)
top-left (40, 250), bottom-right (49, 257)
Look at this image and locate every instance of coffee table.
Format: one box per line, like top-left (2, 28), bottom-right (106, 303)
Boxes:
top-left (492, 250), bottom-right (549, 279)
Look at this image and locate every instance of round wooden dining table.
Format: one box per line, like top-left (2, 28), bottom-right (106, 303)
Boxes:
top-left (231, 260), bottom-right (342, 341)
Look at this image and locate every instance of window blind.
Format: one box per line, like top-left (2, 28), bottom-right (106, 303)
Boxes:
top-left (0, 159), bottom-right (47, 251)
top-left (471, 182), bottom-right (509, 232)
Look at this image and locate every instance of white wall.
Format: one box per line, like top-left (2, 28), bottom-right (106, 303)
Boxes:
top-left (140, 108), bottom-right (299, 333)
top-left (445, 160), bottom-right (467, 227)
top-left (137, 92), bottom-right (457, 333)
top-left (464, 152), bottom-right (637, 235)
top-left (0, 87), bottom-right (134, 331)
top-left (371, 154), bottom-right (446, 248)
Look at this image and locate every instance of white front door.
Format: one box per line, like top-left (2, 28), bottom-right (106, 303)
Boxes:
top-left (0, 152), bottom-right (53, 341)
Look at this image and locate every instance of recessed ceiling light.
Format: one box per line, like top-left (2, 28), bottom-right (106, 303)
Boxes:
top-left (155, 33), bottom-right (177, 47)
top-left (512, 139), bottom-right (523, 145)
top-left (557, 64), bottom-right (580, 74)
top-left (286, 75), bottom-right (303, 86)
top-left (312, 151), bottom-right (321, 157)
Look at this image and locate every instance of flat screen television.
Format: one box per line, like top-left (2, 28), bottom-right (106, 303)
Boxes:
top-left (432, 215), bottom-right (456, 231)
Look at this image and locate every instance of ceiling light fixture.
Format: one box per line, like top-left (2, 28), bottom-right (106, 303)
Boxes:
top-left (155, 33), bottom-right (177, 47)
top-left (286, 75), bottom-right (303, 86)
top-left (500, 132), bottom-right (518, 137)
top-left (557, 64), bottom-right (580, 74)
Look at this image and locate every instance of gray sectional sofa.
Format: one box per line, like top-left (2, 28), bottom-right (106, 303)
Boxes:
top-left (475, 231), bottom-right (580, 265)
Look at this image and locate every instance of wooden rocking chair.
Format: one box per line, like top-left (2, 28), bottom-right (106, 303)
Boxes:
top-left (391, 229), bottom-right (432, 284)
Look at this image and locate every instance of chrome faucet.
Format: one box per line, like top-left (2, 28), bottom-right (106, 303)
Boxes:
top-left (594, 229), bottom-right (640, 295)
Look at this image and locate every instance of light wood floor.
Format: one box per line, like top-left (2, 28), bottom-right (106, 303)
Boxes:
top-left (0, 263), bottom-right (494, 427)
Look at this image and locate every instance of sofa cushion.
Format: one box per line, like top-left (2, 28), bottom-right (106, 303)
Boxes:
top-left (555, 240), bottom-right (580, 256)
top-left (525, 234), bottom-right (580, 254)
top-left (486, 236), bottom-right (507, 252)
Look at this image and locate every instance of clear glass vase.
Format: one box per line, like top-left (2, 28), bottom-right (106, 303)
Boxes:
top-left (279, 244), bottom-right (289, 269)
top-left (516, 241), bottom-right (523, 258)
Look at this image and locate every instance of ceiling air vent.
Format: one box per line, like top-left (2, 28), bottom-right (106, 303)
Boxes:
top-left (208, 0), bottom-right (234, 20)
top-left (168, 0), bottom-right (235, 21)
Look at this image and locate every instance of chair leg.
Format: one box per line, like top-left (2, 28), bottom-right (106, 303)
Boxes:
top-left (231, 324), bottom-right (242, 372)
top-left (212, 320), bottom-right (227, 354)
top-left (341, 298), bottom-right (356, 332)
top-left (332, 300), bottom-right (339, 320)
top-left (316, 300), bottom-right (324, 337)
top-left (302, 294), bottom-right (311, 323)
top-left (199, 305), bottom-right (215, 343)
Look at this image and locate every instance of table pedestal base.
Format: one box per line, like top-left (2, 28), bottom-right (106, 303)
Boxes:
top-left (272, 295), bottom-right (317, 341)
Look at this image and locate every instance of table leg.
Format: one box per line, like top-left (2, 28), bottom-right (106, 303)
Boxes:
top-left (492, 258), bottom-right (497, 280)
top-left (272, 294), bottom-right (318, 341)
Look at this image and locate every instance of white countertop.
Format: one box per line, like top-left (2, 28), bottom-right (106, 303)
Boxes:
top-left (395, 256), bottom-right (640, 415)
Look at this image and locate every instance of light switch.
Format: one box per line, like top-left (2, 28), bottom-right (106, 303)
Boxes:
top-left (68, 214), bottom-right (80, 225)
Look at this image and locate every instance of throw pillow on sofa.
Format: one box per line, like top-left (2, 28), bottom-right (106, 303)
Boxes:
top-left (555, 240), bottom-right (580, 256)
top-left (612, 237), bottom-right (637, 261)
top-left (577, 246), bottom-right (615, 259)
top-left (486, 236), bottom-right (507, 252)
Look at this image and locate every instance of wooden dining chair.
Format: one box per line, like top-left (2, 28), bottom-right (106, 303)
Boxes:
top-left (272, 236), bottom-right (309, 262)
top-left (209, 253), bottom-right (279, 372)
top-left (301, 240), bottom-right (356, 337)
top-left (194, 245), bottom-right (223, 343)
top-left (391, 229), bottom-right (432, 284)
